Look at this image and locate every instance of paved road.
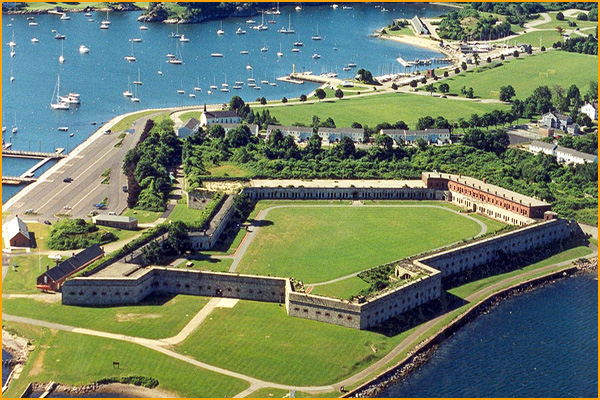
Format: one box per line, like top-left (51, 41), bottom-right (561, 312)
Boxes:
top-left (2, 113), bottom-right (155, 222)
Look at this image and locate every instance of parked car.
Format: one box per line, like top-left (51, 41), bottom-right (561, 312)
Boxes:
top-left (43, 220), bottom-right (52, 225)
top-left (122, 185), bottom-right (128, 192)
top-left (63, 177), bottom-right (73, 183)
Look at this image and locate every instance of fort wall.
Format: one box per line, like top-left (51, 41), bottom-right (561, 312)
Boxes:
top-left (243, 187), bottom-right (443, 201)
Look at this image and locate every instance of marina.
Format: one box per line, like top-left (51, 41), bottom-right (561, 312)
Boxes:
top-left (3, 3), bottom-right (449, 201)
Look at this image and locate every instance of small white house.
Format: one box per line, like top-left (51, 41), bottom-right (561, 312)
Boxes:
top-left (177, 118), bottom-right (200, 138)
top-left (581, 102), bottom-right (598, 121)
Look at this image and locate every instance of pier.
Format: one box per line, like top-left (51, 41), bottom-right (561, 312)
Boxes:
top-left (276, 76), bottom-right (305, 84)
top-left (2, 176), bottom-right (38, 185)
top-left (2, 149), bottom-right (66, 159)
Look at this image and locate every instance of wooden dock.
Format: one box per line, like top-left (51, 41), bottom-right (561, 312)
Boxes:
top-left (2, 149), bottom-right (66, 159)
top-left (2, 176), bottom-right (38, 185)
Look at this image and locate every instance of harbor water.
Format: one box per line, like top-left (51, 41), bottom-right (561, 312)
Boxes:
top-left (2, 350), bottom-right (13, 387)
top-left (2, 3), bottom-right (451, 203)
top-left (378, 273), bottom-right (598, 398)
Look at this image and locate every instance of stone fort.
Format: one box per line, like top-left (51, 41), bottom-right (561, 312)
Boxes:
top-left (62, 173), bottom-right (581, 330)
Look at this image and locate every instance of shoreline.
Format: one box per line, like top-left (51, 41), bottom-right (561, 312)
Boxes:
top-left (344, 260), bottom-right (598, 397)
top-left (26, 382), bottom-right (176, 398)
top-left (376, 33), bottom-right (459, 69)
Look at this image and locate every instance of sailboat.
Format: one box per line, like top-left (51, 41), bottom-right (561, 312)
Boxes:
top-left (277, 44), bottom-right (283, 57)
top-left (221, 73), bottom-right (229, 91)
top-left (312, 24), bottom-right (322, 40)
top-left (139, 22), bottom-right (148, 30)
top-left (217, 21), bottom-right (224, 35)
top-left (169, 23), bottom-right (181, 38)
top-left (194, 77), bottom-right (202, 92)
top-left (177, 80), bottom-right (185, 94)
top-left (12, 113), bottom-right (18, 133)
top-left (7, 31), bottom-right (16, 47)
top-left (102, 10), bottom-right (111, 25)
top-left (134, 68), bottom-right (143, 85)
top-left (60, 13), bottom-right (70, 20)
top-left (209, 76), bottom-right (218, 90)
top-left (10, 48), bottom-right (15, 57)
top-left (179, 34), bottom-right (190, 42)
top-left (51, 75), bottom-right (70, 110)
top-left (273, 2), bottom-right (281, 15)
top-left (124, 41), bottom-right (136, 62)
top-left (10, 66), bottom-right (14, 82)
top-left (131, 84), bottom-right (140, 102)
top-left (158, 63), bottom-right (163, 75)
top-left (58, 40), bottom-right (65, 63)
top-left (123, 76), bottom-right (133, 97)
top-left (253, 12), bottom-right (268, 31)
top-left (278, 14), bottom-right (295, 34)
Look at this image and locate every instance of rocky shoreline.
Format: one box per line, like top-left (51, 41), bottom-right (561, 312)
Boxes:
top-left (346, 261), bottom-right (597, 398)
top-left (27, 382), bottom-right (175, 398)
top-left (2, 330), bottom-right (29, 365)
top-left (3, 3), bottom-right (141, 15)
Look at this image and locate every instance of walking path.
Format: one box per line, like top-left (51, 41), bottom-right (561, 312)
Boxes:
top-left (229, 204), bottom-right (488, 276)
top-left (3, 244), bottom-right (595, 397)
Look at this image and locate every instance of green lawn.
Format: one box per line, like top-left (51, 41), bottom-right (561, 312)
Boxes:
top-left (102, 226), bottom-right (143, 243)
top-left (467, 213), bottom-right (507, 233)
top-left (2, 295), bottom-right (209, 340)
top-left (534, 11), bottom-right (598, 30)
top-left (3, 255), bottom-right (54, 294)
top-left (207, 163), bottom-right (253, 177)
top-left (182, 257), bottom-right (234, 272)
top-left (123, 208), bottom-right (162, 224)
top-left (167, 203), bottom-right (207, 223)
top-left (310, 276), bottom-right (370, 300)
top-left (176, 300), bottom-right (415, 386)
top-left (448, 245), bottom-right (593, 299)
top-left (236, 206), bottom-right (483, 283)
top-left (512, 30), bottom-right (566, 48)
top-left (429, 51), bottom-right (598, 101)
top-left (254, 92), bottom-right (509, 129)
top-left (178, 111), bottom-right (201, 123)
top-left (1, 321), bottom-right (248, 399)
top-left (25, 223), bottom-right (52, 251)
top-left (110, 110), bottom-right (162, 133)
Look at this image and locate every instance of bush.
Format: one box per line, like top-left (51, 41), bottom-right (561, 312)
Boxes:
top-left (46, 219), bottom-right (117, 250)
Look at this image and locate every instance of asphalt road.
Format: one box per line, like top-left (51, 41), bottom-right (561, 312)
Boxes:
top-left (3, 114), bottom-right (156, 222)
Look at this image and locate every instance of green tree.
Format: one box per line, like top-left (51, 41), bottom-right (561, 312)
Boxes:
top-left (315, 88), bottom-right (326, 102)
top-left (414, 137), bottom-right (428, 150)
top-left (209, 124), bottom-right (225, 139)
top-left (425, 83), bottom-right (437, 96)
top-left (229, 95), bottom-right (245, 112)
top-left (260, 97), bottom-right (267, 105)
top-left (282, 96), bottom-right (288, 104)
top-left (299, 94), bottom-right (307, 102)
top-left (166, 221), bottom-right (188, 255)
top-left (141, 240), bottom-right (163, 266)
top-left (556, 11), bottom-right (564, 21)
top-left (439, 83), bottom-right (450, 94)
top-left (375, 134), bottom-right (394, 152)
top-left (499, 85), bottom-right (516, 102)
top-left (334, 89), bottom-right (344, 100)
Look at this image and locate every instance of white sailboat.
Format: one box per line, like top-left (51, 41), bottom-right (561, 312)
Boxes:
top-left (277, 44), bottom-right (283, 57)
top-left (278, 14), bottom-right (295, 34)
top-left (179, 34), bottom-right (189, 42)
top-left (217, 21), bottom-right (224, 35)
top-left (51, 75), bottom-right (70, 110)
top-left (158, 63), bottom-right (163, 75)
top-left (312, 24), bottom-right (322, 40)
top-left (60, 13), bottom-right (70, 20)
top-left (31, 38), bottom-right (39, 43)
top-left (169, 23), bottom-right (181, 38)
top-left (12, 113), bottom-right (18, 133)
top-left (169, 42), bottom-right (183, 64)
top-left (79, 44), bottom-right (90, 53)
top-left (7, 31), bottom-right (16, 47)
top-left (134, 68), bottom-right (143, 85)
top-left (10, 66), bottom-right (14, 82)
top-left (123, 76), bottom-right (133, 97)
top-left (58, 40), bottom-right (65, 63)
top-left (102, 10), bottom-right (111, 25)
top-left (236, 27), bottom-right (246, 35)
top-left (253, 11), bottom-right (268, 31)
top-left (124, 41), bottom-right (136, 62)
top-left (209, 76), bottom-right (218, 90)
top-left (194, 77), bottom-right (202, 92)
top-left (139, 23), bottom-right (148, 30)
top-left (131, 84), bottom-right (140, 102)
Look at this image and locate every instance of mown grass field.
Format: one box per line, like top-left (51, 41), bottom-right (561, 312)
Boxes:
top-left (428, 51), bottom-right (598, 101)
top-left (2, 295), bottom-right (209, 339)
top-left (3, 255), bottom-right (55, 294)
top-left (534, 11), bottom-right (598, 30)
top-left (1, 321), bottom-right (248, 399)
top-left (175, 300), bottom-right (416, 386)
top-left (511, 30), bottom-right (568, 48)
top-left (310, 276), bottom-right (370, 299)
top-left (255, 92), bottom-right (509, 128)
top-left (123, 208), bottom-right (162, 224)
top-left (167, 203), bottom-right (207, 223)
top-left (207, 163), bottom-right (253, 177)
top-left (236, 206), bottom-right (483, 283)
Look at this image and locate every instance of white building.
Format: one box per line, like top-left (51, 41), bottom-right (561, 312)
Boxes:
top-left (266, 125), bottom-right (314, 142)
top-left (177, 118), bottom-right (200, 138)
top-left (220, 123), bottom-right (259, 137)
top-left (200, 105), bottom-right (242, 127)
top-left (318, 127), bottom-right (364, 143)
top-left (380, 128), bottom-right (450, 145)
top-left (529, 140), bottom-right (597, 165)
top-left (581, 102), bottom-right (598, 121)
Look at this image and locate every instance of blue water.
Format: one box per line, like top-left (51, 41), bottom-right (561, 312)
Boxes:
top-left (2, 3), bottom-right (450, 203)
top-left (2, 350), bottom-right (12, 386)
top-left (378, 274), bottom-right (599, 398)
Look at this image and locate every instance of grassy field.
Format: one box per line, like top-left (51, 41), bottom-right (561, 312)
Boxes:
top-left (176, 300), bottom-right (415, 386)
top-left (3, 255), bottom-right (55, 294)
top-left (236, 206), bottom-right (483, 283)
top-left (534, 11), bottom-right (598, 30)
top-left (511, 30), bottom-right (567, 48)
top-left (25, 223), bottom-right (52, 251)
top-left (167, 203), bottom-right (207, 223)
top-left (1, 321), bottom-right (248, 399)
top-left (2, 295), bottom-right (209, 339)
top-left (310, 276), bottom-right (370, 299)
top-left (448, 245), bottom-right (593, 298)
top-left (178, 111), bottom-right (201, 123)
top-left (123, 208), bottom-right (162, 224)
top-left (207, 163), bottom-right (253, 177)
top-left (255, 92), bottom-right (509, 128)
top-left (467, 213), bottom-right (507, 233)
top-left (427, 51), bottom-right (598, 101)
top-left (182, 257), bottom-right (234, 272)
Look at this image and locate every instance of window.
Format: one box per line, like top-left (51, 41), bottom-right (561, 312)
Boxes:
top-left (338, 314), bottom-right (343, 318)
